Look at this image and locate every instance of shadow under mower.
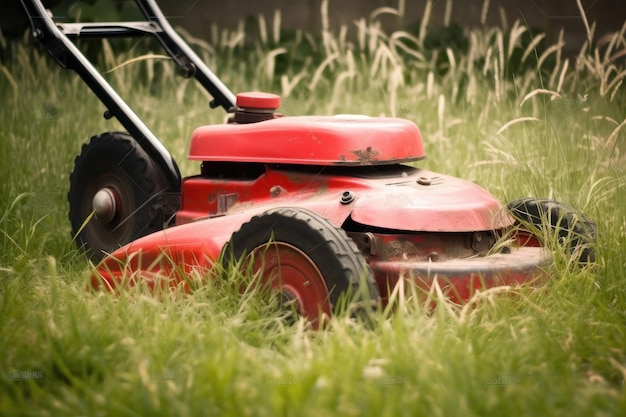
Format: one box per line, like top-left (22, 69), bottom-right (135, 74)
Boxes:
top-left (22, 0), bottom-right (596, 327)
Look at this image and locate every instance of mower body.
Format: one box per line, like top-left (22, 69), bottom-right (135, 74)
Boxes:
top-left (94, 110), bottom-right (551, 304)
top-left (21, 0), bottom-right (560, 313)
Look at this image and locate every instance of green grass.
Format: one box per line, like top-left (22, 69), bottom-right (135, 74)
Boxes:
top-left (1, 2), bottom-right (626, 416)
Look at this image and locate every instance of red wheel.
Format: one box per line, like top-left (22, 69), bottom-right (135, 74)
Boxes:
top-left (245, 242), bottom-right (333, 320)
top-left (223, 208), bottom-right (379, 327)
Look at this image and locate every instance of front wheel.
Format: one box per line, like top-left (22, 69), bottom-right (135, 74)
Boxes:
top-left (506, 198), bottom-right (596, 264)
top-left (222, 207), bottom-right (380, 327)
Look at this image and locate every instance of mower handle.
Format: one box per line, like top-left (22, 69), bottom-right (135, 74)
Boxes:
top-left (19, 0), bottom-right (238, 191)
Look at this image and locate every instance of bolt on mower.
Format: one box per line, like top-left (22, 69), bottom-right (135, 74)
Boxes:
top-left (22, 0), bottom-right (597, 326)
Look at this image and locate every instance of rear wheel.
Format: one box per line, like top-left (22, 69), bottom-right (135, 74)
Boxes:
top-left (507, 198), bottom-right (596, 264)
top-left (223, 207), bottom-right (379, 327)
top-left (68, 132), bottom-right (176, 262)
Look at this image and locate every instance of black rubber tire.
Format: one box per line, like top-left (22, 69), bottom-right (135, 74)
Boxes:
top-left (506, 198), bottom-right (596, 264)
top-left (68, 132), bottom-right (171, 262)
top-left (223, 207), bottom-right (380, 315)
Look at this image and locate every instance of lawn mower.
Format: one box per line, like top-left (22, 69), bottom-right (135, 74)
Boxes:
top-left (22, 0), bottom-right (596, 326)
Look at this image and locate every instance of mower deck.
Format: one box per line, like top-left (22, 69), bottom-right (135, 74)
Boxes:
top-left (91, 161), bottom-right (551, 308)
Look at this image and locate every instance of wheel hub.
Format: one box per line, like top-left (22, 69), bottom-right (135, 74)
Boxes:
top-left (92, 187), bottom-right (118, 223)
top-left (246, 242), bottom-right (331, 326)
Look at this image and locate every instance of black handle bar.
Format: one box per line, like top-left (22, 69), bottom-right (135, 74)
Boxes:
top-left (20, 0), bottom-right (238, 191)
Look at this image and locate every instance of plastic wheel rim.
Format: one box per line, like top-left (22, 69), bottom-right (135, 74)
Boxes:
top-left (246, 242), bottom-right (332, 326)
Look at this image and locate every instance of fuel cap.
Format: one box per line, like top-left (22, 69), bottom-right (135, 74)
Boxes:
top-left (236, 92), bottom-right (280, 110)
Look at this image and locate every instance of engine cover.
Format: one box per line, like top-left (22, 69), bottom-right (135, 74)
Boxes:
top-left (189, 115), bottom-right (425, 166)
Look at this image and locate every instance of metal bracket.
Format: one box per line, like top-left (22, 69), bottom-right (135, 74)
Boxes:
top-left (347, 232), bottom-right (379, 256)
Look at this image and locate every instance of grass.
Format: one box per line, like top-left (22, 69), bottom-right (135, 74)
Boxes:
top-left (1, 0), bottom-right (625, 415)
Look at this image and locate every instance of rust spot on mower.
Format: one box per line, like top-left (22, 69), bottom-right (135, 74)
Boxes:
top-left (350, 147), bottom-right (380, 163)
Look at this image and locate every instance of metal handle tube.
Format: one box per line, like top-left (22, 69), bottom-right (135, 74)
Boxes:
top-left (133, 0), bottom-right (236, 111)
top-left (19, 0), bottom-right (189, 191)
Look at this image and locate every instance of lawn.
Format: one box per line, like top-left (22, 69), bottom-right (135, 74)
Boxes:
top-left (0, 2), bottom-right (625, 416)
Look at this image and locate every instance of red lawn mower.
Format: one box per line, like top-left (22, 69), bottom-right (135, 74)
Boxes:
top-left (22, 0), bottom-right (596, 325)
